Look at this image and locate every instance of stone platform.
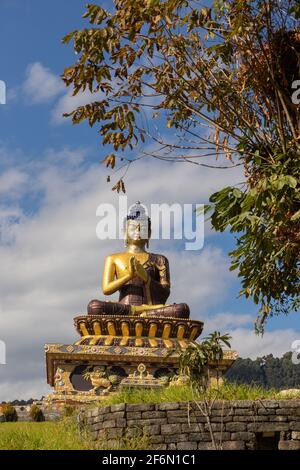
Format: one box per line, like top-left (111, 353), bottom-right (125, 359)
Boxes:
top-left (44, 314), bottom-right (237, 403)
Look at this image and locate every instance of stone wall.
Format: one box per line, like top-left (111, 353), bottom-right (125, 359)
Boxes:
top-left (82, 400), bottom-right (300, 450)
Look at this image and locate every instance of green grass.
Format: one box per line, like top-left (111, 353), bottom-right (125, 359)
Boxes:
top-left (0, 418), bottom-right (94, 450)
top-left (95, 381), bottom-right (279, 408)
top-left (0, 382), bottom-right (296, 450)
top-left (0, 417), bottom-right (152, 450)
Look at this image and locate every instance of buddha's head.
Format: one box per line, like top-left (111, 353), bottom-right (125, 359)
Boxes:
top-left (124, 201), bottom-right (151, 248)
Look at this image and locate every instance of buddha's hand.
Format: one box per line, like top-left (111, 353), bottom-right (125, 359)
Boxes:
top-left (127, 256), bottom-right (136, 279)
top-left (134, 258), bottom-right (149, 283)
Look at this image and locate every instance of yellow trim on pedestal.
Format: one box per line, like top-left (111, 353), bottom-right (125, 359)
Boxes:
top-left (92, 321), bottom-right (102, 335)
top-left (120, 337), bottom-right (129, 346)
top-left (79, 322), bottom-right (89, 337)
top-left (121, 322), bottom-right (130, 337)
top-left (162, 324), bottom-right (171, 339)
top-left (107, 322), bottom-right (116, 336)
top-left (177, 325), bottom-right (185, 340)
top-left (104, 336), bottom-right (114, 346)
top-left (149, 323), bottom-right (157, 337)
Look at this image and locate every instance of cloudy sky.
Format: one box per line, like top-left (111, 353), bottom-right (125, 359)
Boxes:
top-left (0, 0), bottom-right (299, 401)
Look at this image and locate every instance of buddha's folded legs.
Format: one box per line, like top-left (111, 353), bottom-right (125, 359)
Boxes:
top-left (140, 303), bottom-right (190, 319)
top-left (87, 299), bottom-right (190, 319)
top-left (87, 299), bottom-right (132, 316)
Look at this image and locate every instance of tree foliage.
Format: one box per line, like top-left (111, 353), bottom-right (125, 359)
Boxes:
top-left (226, 352), bottom-right (300, 389)
top-left (62, 0), bottom-right (300, 331)
top-left (179, 331), bottom-right (232, 391)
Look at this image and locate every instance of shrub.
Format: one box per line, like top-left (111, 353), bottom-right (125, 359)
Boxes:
top-left (29, 405), bottom-right (44, 422)
top-left (2, 404), bottom-right (18, 422)
top-left (63, 405), bottom-right (76, 417)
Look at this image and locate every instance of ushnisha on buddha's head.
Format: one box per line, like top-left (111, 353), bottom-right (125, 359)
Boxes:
top-left (124, 202), bottom-right (151, 249)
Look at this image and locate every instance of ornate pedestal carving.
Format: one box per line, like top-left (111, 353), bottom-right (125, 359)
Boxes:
top-left (44, 314), bottom-right (237, 403)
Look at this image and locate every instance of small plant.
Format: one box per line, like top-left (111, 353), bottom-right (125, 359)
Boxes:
top-left (2, 404), bottom-right (18, 422)
top-left (179, 331), bottom-right (232, 393)
top-left (29, 405), bottom-right (44, 422)
top-left (63, 405), bottom-right (76, 417)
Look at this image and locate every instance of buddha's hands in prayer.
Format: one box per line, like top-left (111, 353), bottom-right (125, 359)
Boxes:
top-left (128, 256), bottom-right (136, 279)
top-left (126, 256), bottom-right (148, 282)
top-left (133, 258), bottom-right (148, 283)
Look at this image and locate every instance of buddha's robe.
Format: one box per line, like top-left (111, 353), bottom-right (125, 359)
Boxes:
top-left (87, 253), bottom-right (190, 319)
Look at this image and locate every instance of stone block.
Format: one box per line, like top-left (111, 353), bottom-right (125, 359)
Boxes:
top-left (102, 419), bottom-right (116, 429)
top-left (291, 431), bottom-right (300, 440)
top-left (106, 428), bottom-right (123, 439)
top-left (161, 423), bottom-right (182, 434)
top-left (222, 441), bottom-right (246, 450)
top-left (210, 416), bottom-right (233, 423)
top-left (234, 409), bottom-right (254, 416)
top-left (142, 411), bottom-right (166, 419)
top-left (116, 418), bottom-right (126, 428)
top-left (108, 411), bottom-right (125, 419)
top-left (247, 422), bottom-right (289, 432)
top-left (279, 440), bottom-right (300, 450)
top-left (154, 444), bottom-right (167, 450)
top-left (93, 415), bottom-right (104, 424)
top-left (259, 401), bottom-right (279, 408)
top-left (177, 442), bottom-right (198, 450)
top-left (150, 435), bottom-right (164, 444)
top-left (190, 433), bottom-right (212, 442)
top-left (226, 422), bottom-right (247, 432)
top-left (257, 408), bottom-right (276, 415)
top-left (269, 415), bottom-right (287, 422)
top-left (126, 404), bottom-right (155, 412)
top-left (167, 417), bottom-right (195, 424)
top-left (164, 434), bottom-right (189, 443)
top-left (98, 406), bottom-right (111, 414)
top-left (142, 424), bottom-right (161, 435)
top-left (90, 422), bottom-right (104, 432)
top-left (212, 432), bottom-right (230, 441)
top-left (167, 443), bottom-right (177, 450)
top-left (166, 410), bottom-right (187, 418)
top-left (181, 423), bottom-right (202, 433)
top-left (91, 408), bottom-right (101, 417)
top-left (231, 432), bottom-right (255, 441)
top-left (157, 402), bottom-right (180, 411)
top-left (110, 404), bottom-right (125, 412)
top-left (127, 412), bottom-right (141, 420)
top-left (278, 400), bottom-right (300, 408)
top-left (231, 400), bottom-right (254, 408)
top-left (198, 442), bottom-right (215, 450)
top-left (290, 421), bottom-right (300, 431)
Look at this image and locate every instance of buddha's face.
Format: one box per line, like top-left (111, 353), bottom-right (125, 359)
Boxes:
top-left (126, 220), bottom-right (150, 244)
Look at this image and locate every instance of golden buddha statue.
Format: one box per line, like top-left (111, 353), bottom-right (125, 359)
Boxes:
top-left (87, 202), bottom-right (190, 319)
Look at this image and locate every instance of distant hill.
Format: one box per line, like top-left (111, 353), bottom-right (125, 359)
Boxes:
top-left (225, 352), bottom-right (300, 389)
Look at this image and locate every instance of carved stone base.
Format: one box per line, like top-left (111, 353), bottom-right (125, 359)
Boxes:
top-left (44, 314), bottom-right (237, 403)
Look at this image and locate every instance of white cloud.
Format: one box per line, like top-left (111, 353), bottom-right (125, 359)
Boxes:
top-left (0, 169), bottom-right (28, 196)
top-left (204, 312), bottom-right (253, 331)
top-left (22, 62), bottom-right (64, 104)
top-left (229, 327), bottom-right (299, 359)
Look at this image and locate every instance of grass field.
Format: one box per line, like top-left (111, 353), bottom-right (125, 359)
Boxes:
top-left (0, 382), bottom-right (297, 450)
top-left (96, 382), bottom-right (279, 407)
top-left (0, 418), bottom-right (94, 450)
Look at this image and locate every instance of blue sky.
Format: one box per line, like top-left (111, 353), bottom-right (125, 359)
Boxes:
top-left (0, 0), bottom-right (299, 400)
